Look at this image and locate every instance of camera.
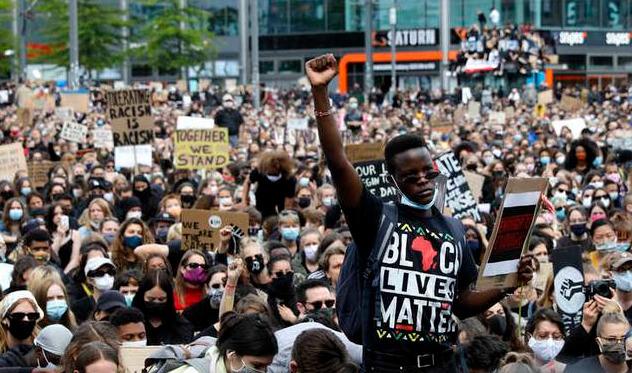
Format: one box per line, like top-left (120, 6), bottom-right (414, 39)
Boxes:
top-left (585, 279), bottom-right (616, 300)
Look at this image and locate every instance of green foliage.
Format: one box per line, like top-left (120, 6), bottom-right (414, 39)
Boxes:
top-left (0, 0), bottom-right (14, 76)
top-left (132, 0), bottom-right (215, 76)
top-left (35, 0), bottom-right (128, 72)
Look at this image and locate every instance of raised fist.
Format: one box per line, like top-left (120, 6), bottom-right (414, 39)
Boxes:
top-left (305, 54), bottom-right (338, 88)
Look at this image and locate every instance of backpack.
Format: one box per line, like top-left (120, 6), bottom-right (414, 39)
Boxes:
top-left (336, 203), bottom-right (398, 345)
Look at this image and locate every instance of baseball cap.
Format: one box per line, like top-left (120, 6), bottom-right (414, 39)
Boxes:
top-left (613, 252), bottom-right (632, 270)
top-left (84, 257), bottom-right (115, 276)
top-left (96, 290), bottom-right (127, 312)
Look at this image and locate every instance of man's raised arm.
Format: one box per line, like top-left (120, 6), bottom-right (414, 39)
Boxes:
top-left (306, 54), bottom-right (363, 209)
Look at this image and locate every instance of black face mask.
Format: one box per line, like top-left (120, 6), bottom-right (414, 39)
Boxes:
top-left (487, 314), bottom-right (507, 337)
top-left (134, 188), bottom-right (151, 201)
top-left (270, 271), bottom-right (294, 296)
top-left (7, 319), bottom-right (36, 340)
top-left (144, 301), bottom-right (168, 318)
top-left (246, 254), bottom-right (265, 275)
top-left (180, 195), bottom-right (196, 208)
top-left (601, 340), bottom-right (626, 364)
top-left (297, 197), bottom-right (311, 209)
top-left (0, 191), bottom-right (14, 201)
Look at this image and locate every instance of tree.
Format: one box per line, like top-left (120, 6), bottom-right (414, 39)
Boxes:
top-left (34, 0), bottom-right (128, 76)
top-left (132, 0), bottom-right (215, 78)
top-left (0, 0), bottom-right (15, 77)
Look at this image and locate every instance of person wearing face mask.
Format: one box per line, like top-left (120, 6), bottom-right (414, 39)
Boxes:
top-left (99, 217), bottom-right (120, 246)
top-left (150, 213), bottom-right (175, 244)
top-left (247, 150), bottom-right (297, 219)
top-left (47, 202), bottom-right (82, 273)
top-left (525, 309), bottom-right (566, 373)
top-left (293, 229), bottom-right (322, 277)
top-left (215, 94), bottom-right (244, 148)
top-left (84, 257), bottom-right (117, 309)
top-left (1, 198), bottom-right (28, 249)
top-left (590, 220), bottom-right (630, 269)
top-left (174, 250), bottom-right (210, 311)
top-left (115, 196), bottom-right (143, 223)
top-left (558, 207), bottom-right (592, 253)
top-left (240, 240), bottom-right (271, 291)
top-left (93, 290), bottom-right (127, 322)
top-left (277, 211), bottom-right (301, 259)
top-left (609, 253), bottom-right (632, 321)
top-left (132, 175), bottom-right (160, 220)
top-left (27, 269), bottom-right (77, 330)
top-left (131, 269), bottom-right (193, 345)
top-left (479, 303), bottom-right (525, 352)
top-left (111, 218), bottom-right (153, 272)
top-left (177, 183), bottom-right (197, 210)
top-left (159, 194), bottom-right (183, 221)
top-left (27, 324), bottom-right (73, 371)
top-left (77, 198), bottom-right (114, 241)
top-left (317, 184), bottom-right (337, 214)
top-left (110, 307), bottom-right (147, 348)
top-left (182, 264), bottom-right (227, 333)
top-left (0, 291), bottom-right (43, 356)
top-left (267, 255), bottom-right (299, 328)
top-left (565, 312), bottom-right (630, 373)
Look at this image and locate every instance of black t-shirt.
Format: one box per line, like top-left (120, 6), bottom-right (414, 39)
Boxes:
top-left (214, 108), bottom-right (244, 136)
top-left (343, 188), bottom-right (478, 354)
top-left (250, 169), bottom-right (297, 219)
top-left (563, 356), bottom-right (630, 373)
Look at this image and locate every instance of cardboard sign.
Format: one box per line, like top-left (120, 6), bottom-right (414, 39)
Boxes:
top-left (27, 160), bottom-right (55, 188)
top-left (353, 159), bottom-right (398, 202)
top-left (560, 95), bottom-right (583, 112)
top-left (552, 118), bottom-right (586, 139)
top-left (538, 90), bottom-right (553, 105)
top-left (463, 170), bottom-right (484, 202)
top-left (534, 103), bottom-right (546, 118)
top-left (120, 346), bottom-right (162, 373)
top-left (176, 116), bottom-right (214, 130)
top-left (504, 106), bottom-right (515, 119)
top-left (60, 93), bottom-right (90, 113)
top-left (435, 151), bottom-right (480, 221)
top-left (0, 143), bottom-right (27, 181)
top-left (92, 129), bottom-right (114, 149)
top-left (345, 143), bottom-right (384, 163)
top-left (488, 111), bottom-right (506, 125)
top-left (476, 178), bottom-right (548, 290)
top-left (174, 128), bottom-right (230, 170)
top-left (114, 145), bottom-right (153, 169)
top-left (467, 101), bottom-right (481, 119)
top-left (181, 209), bottom-right (249, 252)
top-left (552, 245), bottom-right (585, 332)
top-left (16, 108), bottom-right (32, 127)
top-left (60, 122), bottom-right (88, 143)
top-left (104, 89), bottom-right (154, 147)
top-left (287, 117), bottom-right (309, 131)
top-left (55, 107), bottom-right (74, 122)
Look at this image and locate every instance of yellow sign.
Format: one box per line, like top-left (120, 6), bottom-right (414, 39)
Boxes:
top-left (174, 128), bottom-right (230, 169)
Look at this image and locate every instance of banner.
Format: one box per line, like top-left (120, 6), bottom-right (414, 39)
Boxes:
top-left (114, 145), bottom-right (153, 169)
top-left (0, 143), bottom-right (27, 182)
top-left (174, 128), bottom-right (230, 170)
top-left (353, 159), bottom-right (398, 202)
top-left (552, 245), bottom-right (585, 332)
top-left (60, 122), bottom-right (88, 143)
top-left (55, 107), bottom-right (74, 122)
top-left (176, 116), bottom-right (214, 130)
top-left (488, 111), bottom-right (506, 125)
top-left (560, 95), bottom-right (583, 112)
top-left (476, 178), bottom-right (548, 290)
top-left (104, 89), bottom-right (154, 147)
top-left (551, 118), bottom-right (586, 139)
top-left (60, 93), bottom-right (90, 113)
top-left (181, 209), bottom-right (249, 251)
top-left (435, 151), bottom-right (480, 221)
top-left (27, 160), bottom-right (55, 188)
top-left (537, 90), bottom-right (553, 105)
top-left (92, 129), bottom-right (114, 149)
top-left (287, 117), bottom-right (309, 131)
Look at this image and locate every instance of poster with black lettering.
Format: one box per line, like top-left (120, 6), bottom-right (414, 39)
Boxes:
top-left (551, 245), bottom-right (585, 332)
top-left (376, 214), bottom-right (467, 349)
top-left (353, 160), bottom-right (398, 202)
top-left (104, 89), bottom-right (154, 147)
top-left (181, 209), bottom-right (249, 251)
top-left (476, 178), bottom-right (548, 291)
top-left (434, 151), bottom-right (480, 221)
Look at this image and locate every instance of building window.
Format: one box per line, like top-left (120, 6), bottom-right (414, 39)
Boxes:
top-left (278, 59), bottom-right (302, 74)
top-left (208, 6), bottom-right (239, 36)
top-left (618, 56), bottom-right (632, 69)
top-left (589, 55), bottom-right (613, 67)
top-left (132, 64), bottom-right (152, 77)
top-left (260, 60), bottom-right (275, 75)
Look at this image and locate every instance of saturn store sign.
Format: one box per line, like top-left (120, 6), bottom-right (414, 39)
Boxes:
top-left (373, 28), bottom-right (438, 47)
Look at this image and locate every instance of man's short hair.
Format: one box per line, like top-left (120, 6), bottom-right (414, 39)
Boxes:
top-left (23, 228), bottom-right (51, 246)
top-left (109, 307), bottom-right (145, 327)
top-left (384, 134), bottom-right (427, 174)
top-left (465, 335), bottom-right (509, 372)
top-left (296, 279), bottom-right (332, 304)
top-left (320, 244), bottom-right (346, 273)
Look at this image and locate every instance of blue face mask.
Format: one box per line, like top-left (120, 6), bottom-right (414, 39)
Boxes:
top-left (8, 209), bottom-right (23, 221)
top-left (614, 271), bottom-right (632, 292)
top-left (466, 239), bottom-right (481, 252)
top-left (103, 232), bottom-right (116, 245)
top-left (20, 187), bottom-right (31, 196)
top-left (593, 156), bottom-right (603, 167)
top-left (540, 156), bottom-right (551, 165)
top-left (556, 208), bottom-right (566, 221)
top-left (299, 177), bottom-right (310, 187)
top-left (46, 299), bottom-right (68, 321)
top-left (123, 235), bottom-right (143, 249)
top-left (392, 176), bottom-right (436, 211)
top-left (281, 227), bottom-right (300, 242)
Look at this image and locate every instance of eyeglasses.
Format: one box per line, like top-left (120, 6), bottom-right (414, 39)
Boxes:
top-left (8, 312), bottom-right (39, 322)
top-left (186, 263), bottom-right (209, 270)
top-left (600, 336), bottom-right (626, 344)
top-left (307, 299), bottom-right (335, 310)
top-left (279, 210), bottom-right (298, 217)
top-left (274, 270), bottom-right (294, 278)
top-left (88, 268), bottom-right (116, 277)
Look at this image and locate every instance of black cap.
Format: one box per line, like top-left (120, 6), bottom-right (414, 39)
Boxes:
top-left (95, 291), bottom-right (126, 312)
top-left (88, 177), bottom-right (110, 190)
top-left (150, 213), bottom-right (175, 225)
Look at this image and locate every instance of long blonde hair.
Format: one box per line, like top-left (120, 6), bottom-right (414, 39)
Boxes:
top-left (28, 266), bottom-right (78, 330)
top-left (0, 299), bottom-right (40, 353)
top-left (77, 198), bottom-right (113, 229)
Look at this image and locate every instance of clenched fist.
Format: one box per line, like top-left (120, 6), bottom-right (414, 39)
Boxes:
top-left (305, 54), bottom-right (338, 88)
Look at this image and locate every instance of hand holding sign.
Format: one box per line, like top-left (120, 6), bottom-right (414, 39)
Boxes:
top-left (516, 254), bottom-right (536, 285)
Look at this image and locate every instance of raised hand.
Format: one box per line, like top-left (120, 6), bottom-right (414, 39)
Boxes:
top-left (305, 54), bottom-right (338, 88)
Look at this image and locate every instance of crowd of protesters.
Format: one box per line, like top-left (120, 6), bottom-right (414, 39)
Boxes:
top-left (0, 50), bottom-right (628, 372)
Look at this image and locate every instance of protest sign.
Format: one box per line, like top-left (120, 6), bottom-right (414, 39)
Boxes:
top-left (538, 90), bottom-right (553, 105)
top-left (345, 143), bottom-right (383, 163)
top-left (467, 101), bottom-right (481, 119)
top-left (353, 159), bottom-right (398, 202)
top-left (551, 118), bottom-right (586, 139)
top-left (27, 160), bottom-right (55, 188)
top-left (560, 95), bottom-right (583, 112)
top-left (92, 129), bottom-right (114, 149)
top-left (181, 209), bottom-right (249, 252)
top-left (463, 170), bottom-right (484, 202)
top-left (430, 115), bottom-right (452, 133)
top-left (104, 89), bottom-right (154, 147)
top-left (174, 128), bottom-right (230, 170)
top-left (0, 143), bottom-right (27, 182)
top-left (504, 106), bottom-right (515, 119)
top-left (16, 108), bottom-right (32, 127)
top-left (435, 151), bottom-right (480, 221)
top-left (55, 107), bottom-right (74, 122)
top-left (609, 129), bottom-right (632, 151)
top-left (114, 145), bottom-right (153, 169)
top-left (476, 177), bottom-right (548, 291)
top-left (287, 117), bottom-right (309, 131)
top-left (176, 116), bottom-right (214, 130)
top-left (60, 122), bottom-right (88, 143)
top-left (60, 93), bottom-right (90, 113)
top-left (534, 103), bottom-right (546, 118)
top-left (488, 111), bottom-right (506, 125)
top-left (552, 245), bottom-right (585, 332)
top-left (120, 346), bottom-right (162, 373)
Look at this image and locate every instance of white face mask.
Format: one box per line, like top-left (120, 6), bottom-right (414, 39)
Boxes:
top-left (304, 244), bottom-right (319, 262)
top-left (219, 197), bottom-right (233, 207)
top-left (127, 211), bottom-right (143, 220)
top-left (92, 274), bottom-right (114, 291)
top-left (528, 337), bottom-right (564, 362)
top-left (121, 339), bottom-right (147, 348)
top-left (103, 192), bottom-right (114, 202)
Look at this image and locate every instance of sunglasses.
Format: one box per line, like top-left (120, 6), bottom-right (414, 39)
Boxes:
top-left (307, 299), bottom-right (335, 310)
top-left (274, 270), bottom-right (294, 278)
top-left (88, 268), bottom-right (116, 278)
top-left (8, 312), bottom-right (39, 322)
top-left (186, 263), bottom-right (209, 270)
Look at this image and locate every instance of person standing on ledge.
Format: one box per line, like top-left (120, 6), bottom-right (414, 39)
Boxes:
top-left (305, 53), bottom-right (536, 372)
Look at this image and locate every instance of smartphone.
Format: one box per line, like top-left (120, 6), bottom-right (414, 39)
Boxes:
top-left (60, 215), bottom-right (69, 230)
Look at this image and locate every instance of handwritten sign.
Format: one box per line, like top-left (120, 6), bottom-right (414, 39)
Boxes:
top-left (435, 151), bottom-right (480, 221)
top-left (114, 145), bottom-right (153, 169)
top-left (467, 101), bottom-right (481, 120)
top-left (476, 178), bottom-right (548, 290)
top-left (538, 90), bottom-right (553, 105)
top-left (104, 89), bottom-right (154, 147)
top-left (55, 107), bottom-right (74, 122)
top-left (27, 160), bottom-right (55, 188)
top-left (60, 93), bottom-right (90, 113)
top-left (353, 159), bottom-right (398, 202)
top-left (174, 128), bottom-right (230, 170)
top-left (182, 209), bottom-right (249, 252)
top-left (560, 95), bottom-right (583, 112)
top-left (60, 122), bottom-right (88, 143)
top-left (488, 111), bottom-right (506, 125)
top-left (345, 143), bottom-right (384, 163)
top-left (0, 143), bottom-right (27, 182)
top-left (92, 129), bottom-right (114, 149)
top-left (287, 117), bottom-right (309, 131)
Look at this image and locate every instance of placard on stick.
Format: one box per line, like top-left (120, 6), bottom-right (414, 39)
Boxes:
top-left (60, 122), bottom-right (88, 143)
top-left (60, 93), bottom-right (90, 113)
top-left (345, 143), bottom-right (384, 163)
top-left (174, 128), bottom-right (230, 170)
top-left (537, 90), bottom-right (553, 105)
top-left (92, 129), bottom-right (114, 149)
top-left (476, 178), bottom-right (548, 291)
top-left (104, 89), bottom-right (154, 147)
top-left (435, 151), bottom-right (480, 221)
top-left (345, 143), bottom-right (397, 202)
top-left (181, 210), bottom-right (249, 252)
top-left (287, 117), bottom-right (309, 131)
top-left (28, 160), bottom-right (55, 188)
top-left (552, 245), bottom-right (585, 332)
top-left (0, 143), bottom-right (27, 182)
